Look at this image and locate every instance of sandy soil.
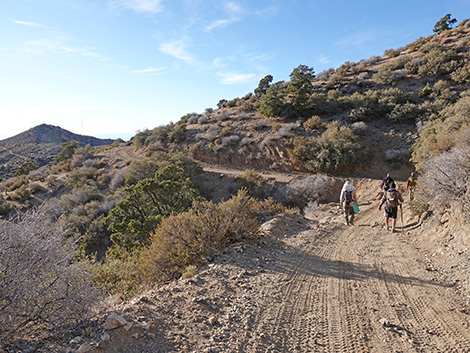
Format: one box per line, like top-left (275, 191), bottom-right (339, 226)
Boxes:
top-left (74, 174), bottom-right (470, 353)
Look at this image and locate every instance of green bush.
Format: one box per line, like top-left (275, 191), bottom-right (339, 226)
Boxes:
top-left (105, 165), bottom-right (202, 253)
top-left (139, 190), bottom-right (284, 284)
top-left (289, 122), bottom-right (371, 173)
top-left (14, 162), bottom-right (39, 177)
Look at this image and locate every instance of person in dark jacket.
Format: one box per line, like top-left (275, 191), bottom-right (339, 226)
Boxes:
top-left (380, 173), bottom-right (395, 191)
top-left (378, 185), bottom-right (403, 232)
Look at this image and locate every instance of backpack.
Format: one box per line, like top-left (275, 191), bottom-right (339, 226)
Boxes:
top-left (344, 190), bottom-right (353, 205)
top-left (386, 190), bottom-right (399, 208)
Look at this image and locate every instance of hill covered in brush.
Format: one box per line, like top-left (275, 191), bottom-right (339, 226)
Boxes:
top-left (0, 124), bottom-right (115, 180)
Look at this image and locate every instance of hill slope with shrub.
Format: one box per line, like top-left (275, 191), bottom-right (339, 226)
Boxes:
top-left (0, 124), bottom-right (115, 180)
top-left (1, 15), bottom-right (470, 352)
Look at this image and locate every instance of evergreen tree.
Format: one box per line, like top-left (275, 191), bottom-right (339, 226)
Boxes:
top-left (433, 14), bottom-right (457, 33)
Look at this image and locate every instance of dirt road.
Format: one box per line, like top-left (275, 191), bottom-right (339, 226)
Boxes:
top-left (95, 177), bottom-right (470, 353)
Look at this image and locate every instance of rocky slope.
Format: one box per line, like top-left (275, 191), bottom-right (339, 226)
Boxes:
top-left (0, 124), bottom-right (115, 180)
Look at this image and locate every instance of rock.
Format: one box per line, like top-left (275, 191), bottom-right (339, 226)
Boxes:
top-left (103, 314), bottom-right (128, 330)
top-left (100, 332), bottom-right (110, 342)
top-left (124, 323), bottom-right (134, 331)
top-left (208, 316), bottom-right (217, 325)
top-left (70, 336), bottom-right (82, 344)
top-left (131, 332), bottom-right (139, 339)
top-left (147, 333), bottom-right (156, 339)
top-left (77, 343), bottom-right (94, 353)
top-left (379, 317), bottom-right (391, 327)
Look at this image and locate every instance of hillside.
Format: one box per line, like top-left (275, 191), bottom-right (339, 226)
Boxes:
top-left (1, 17), bottom-right (470, 353)
top-left (0, 124), bottom-right (115, 180)
top-left (12, 176), bottom-right (470, 353)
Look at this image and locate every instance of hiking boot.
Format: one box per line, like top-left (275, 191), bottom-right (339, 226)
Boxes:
top-left (386, 225), bottom-right (390, 231)
top-left (391, 227), bottom-right (395, 233)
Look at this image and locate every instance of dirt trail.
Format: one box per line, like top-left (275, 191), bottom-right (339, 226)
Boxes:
top-left (90, 176), bottom-right (470, 353)
top-left (80, 147), bottom-right (470, 352)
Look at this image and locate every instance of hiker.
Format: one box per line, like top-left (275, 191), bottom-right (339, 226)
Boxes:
top-left (380, 173), bottom-right (395, 191)
top-left (339, 180), bottom-right (358, 226)
top-left (406, 172), bottom-right (417, 200)
top-left (378, 184), bottom-right (404, 232)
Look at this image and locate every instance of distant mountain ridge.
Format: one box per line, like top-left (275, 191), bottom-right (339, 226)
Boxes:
top-left (0, 124), bottom-right (115, 180)
top-left (0, 124), bottom-right (114, 146)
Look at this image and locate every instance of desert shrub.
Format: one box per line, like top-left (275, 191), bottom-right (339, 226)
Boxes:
top-left (236, 169), bottom-right (267, 199)
top-left (6, 184), bottom-right (31, 202)
top-left (109, 167), bottom-right (128, 191)
top-left (422, 143), bottom-right (470, 212)
top-left (419, 84), bottom-right (433, 98)
top-left (1, 175), bottom-right (28, 192)
top-left (181, 265), bottom-right (197, 280)
top-left (66, 165), bottom-right (104, 190)
top-left (451, 62), bottom-right (470, 84)
top-left (221, 126), bottom-right (232, 136)
top-left (125, 152), bottom-right (202, 186)
top-left (412, 96), bottom-right (470, 170)
top-left (28, 182), bottom-right (44, 194)
top-left (0, 207), bottom-right (101, 342)
top-left (405, 57), bottom-right (425, 75)
top-left (387, 102), bottom-right (424, 122)
top-left (384, 48), bottom-right (402, 58)
top-left (28, 167), bottom-right (50, 182)
top-left (248, 119), bottom-right (270, 132)
top-left (140, 190), bottom-right (283, 283)
top-left (14, 162), bottom-right (39, 177)
top-left (304, 115), bottom-right (322, 130)
top-left (105, 165), bottom-right (202, 253)
top-left (276, 123), bottom-right (297, 138)
top-left (70, 145), bottom-right (94, 169)
top-left (289, 122), bottom-right (371, 173)
top-left (221, 135), bottom-right (240, 145)
top-left (361, 55), bottom-right (381, 66)
top-left (417, 45), bottom-right (462, 78)
top-left (89, 250), bottom-right (141, 297)
top-left (187, 114), bottom-right (200, 124)
top-left (53, 140), bottom-right (79, 165)
top-left (409, 195), bottom-right (430, 218)
top-left (373, 68), bottom-right (408, 84)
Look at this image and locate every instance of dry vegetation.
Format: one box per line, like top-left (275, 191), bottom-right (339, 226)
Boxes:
top-left (1, 17), bottom-right (470, 352)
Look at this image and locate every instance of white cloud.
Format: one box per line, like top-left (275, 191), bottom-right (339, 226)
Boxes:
top-left (205, 18), bottom-right (240, 32)
top-left (132, 66), bottom-right (166, 74)
top-left (159, 38), bottom-right (194, 64)
top-left (14, 20), bottom-right (46, 28)
top-left (22, 37), bottom-right (108, 60)
top-left (217, 72), bottom-right (256, 85)
top-left (204, 1), bottom-right (244, 32)
top-left (108, 0), bottom-right (163, 15)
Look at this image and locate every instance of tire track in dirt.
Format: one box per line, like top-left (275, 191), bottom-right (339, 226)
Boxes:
top-left (243, 179), bottom-right (470, 352)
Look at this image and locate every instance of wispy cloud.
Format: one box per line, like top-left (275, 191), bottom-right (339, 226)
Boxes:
top-left (14, 20), bottom-right (47, 28)
top-left (205, 1), bottom-right (244, 32)
top-left (217, 72), bottom-right (256, 85)
top-left (22, 37), bottom-right (108, 60)
top-left (205, 18), bottom-right (240, 32)
top-left (132, 66), bottom-right (166, 74)
top-left (108, 0), bottom-right (163, 15)
top-left (159, 38), bottom-right (194, 64)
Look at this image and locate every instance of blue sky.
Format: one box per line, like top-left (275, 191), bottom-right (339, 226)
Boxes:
top-left (1, 0), bottom-right (469, 140)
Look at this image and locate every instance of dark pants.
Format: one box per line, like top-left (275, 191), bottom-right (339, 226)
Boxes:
top-left (344, 204), bottom-right (355, 225)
